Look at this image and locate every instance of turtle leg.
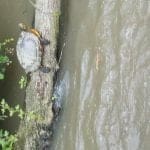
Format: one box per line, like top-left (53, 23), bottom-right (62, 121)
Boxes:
top-left (40, 37), bottom-right (50, 45)
top-left (39, 66), bottom-right (50, 73)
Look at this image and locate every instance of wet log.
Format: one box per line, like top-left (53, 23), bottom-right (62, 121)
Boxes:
top-left (16, 0), bottom-right (60, 149)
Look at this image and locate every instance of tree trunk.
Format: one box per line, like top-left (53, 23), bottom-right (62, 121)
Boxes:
top-left (16, 0), bottom-right (60, 149)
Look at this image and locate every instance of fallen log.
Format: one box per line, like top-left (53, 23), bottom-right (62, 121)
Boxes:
top-left (16, 0), bottom-right (60, 149)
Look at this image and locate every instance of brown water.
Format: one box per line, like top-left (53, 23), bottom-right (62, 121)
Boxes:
top-left (0, 0), bottom-right (149, 149)
top-left (52, 0), bottom-right (150, 150)
top-left (0, 0), bottom-right (34, 132)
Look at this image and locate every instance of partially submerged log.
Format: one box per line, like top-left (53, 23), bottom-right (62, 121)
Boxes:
top-left (16, 0), bottom-right (60, 149)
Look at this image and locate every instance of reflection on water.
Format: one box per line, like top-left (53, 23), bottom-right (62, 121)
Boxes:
top-left (52, 0), bottom-right (150, 150)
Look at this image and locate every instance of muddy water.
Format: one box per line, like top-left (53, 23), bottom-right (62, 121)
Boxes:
top-left (52, 0), bottom-right (150, 150)
top-left (0, 0), bottom-right (34, 132)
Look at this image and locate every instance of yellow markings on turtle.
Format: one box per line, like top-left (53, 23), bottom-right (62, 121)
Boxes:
top-left (30, 29), bottom-right (41, 38)
top-left (19, 23), bottom-right (42, 38)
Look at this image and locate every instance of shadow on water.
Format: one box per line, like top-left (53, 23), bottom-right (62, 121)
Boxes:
top-left (0, 0), bottom-right (34, 132)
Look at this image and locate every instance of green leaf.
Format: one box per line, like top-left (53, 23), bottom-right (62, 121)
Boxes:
top-left (0, 99), bottom-right (5, 105)
top-left (9, 110), bottom-right (14, 117)
top-left (15, 105), bottom-right (20, 110)
top-left (0, 130), bottom-right (3, 136)
top-left (0, 72), bottom-right (4, 80)
top-left (52, 96), bottom-right (57, 101)
top-left (4, 131), bottom-right (9, 137)
top-left (1, 108), bottom-right (5, 114)
top-left (19, 76), bottom-right (27, 89)
top-left (0, 56), bottom-right (9, 64)
top-left (18, 109), bottom-right (25, 119)
top-left (0, 129), bottom-right (17, 150)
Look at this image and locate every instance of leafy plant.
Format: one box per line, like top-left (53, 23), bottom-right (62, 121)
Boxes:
top-left (0, 99), bottom-right (21, 150)
top-left (19, 76), bottom-right (27, 89)
top-left (51, 95), bottom-right (58, 101)
top-left (0, 38), bottom-right (27, 150)
top-left (0, 38), bottom-right (14, 80)
top-left (0, 99), bottom-right (25, 120)
top-left (0, 99), bottom-right (42, 149)
top-left (0, 130), bottom-right (17, 150)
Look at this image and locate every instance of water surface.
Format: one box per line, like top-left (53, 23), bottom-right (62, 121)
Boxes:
top-left (52, 0), bottom-right (150, 150)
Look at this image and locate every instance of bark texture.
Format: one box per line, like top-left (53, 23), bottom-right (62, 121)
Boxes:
top-left (17, 0), bottom-right (60, 149)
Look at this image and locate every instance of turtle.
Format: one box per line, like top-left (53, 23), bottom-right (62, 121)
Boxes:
top-left (16, 23), bottom-right (50, 73)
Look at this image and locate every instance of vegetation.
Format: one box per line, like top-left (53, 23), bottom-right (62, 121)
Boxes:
top-left (0, 38), bottom-right (14, 80)
top-left (0, 99), bottom-right (25, 120)
top-left (0, 39), bottom-right (17, 150)
top-left (0, 38), bottom-right (44, 150)
top-left (0, 130), bottom-right (17, 150)
top-left (0, 39), bottom-right (30, 149)
top-left (0, 98), bottom-right (42, 150)
top-left (0, 99), bottom-right (26, 150)
top-left (19, 76), bottom-right (27, 89)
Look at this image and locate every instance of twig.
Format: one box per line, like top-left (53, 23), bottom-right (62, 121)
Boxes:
top-left (28, 0), bottom-right (37, 8)
top-left (58, 43), bottom-right (65, 65)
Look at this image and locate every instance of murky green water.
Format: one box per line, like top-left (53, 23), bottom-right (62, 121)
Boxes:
top-left (0, 0), bottom-right (34, 132)
top-left (52, 0), bottom-right (150, 150)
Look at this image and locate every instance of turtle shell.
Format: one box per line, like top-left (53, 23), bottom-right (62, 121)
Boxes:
top-left (16, 31), bottom-right (42, 73)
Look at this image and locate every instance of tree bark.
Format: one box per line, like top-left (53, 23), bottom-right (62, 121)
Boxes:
top-left (16, 0), bottom-right (60, 149)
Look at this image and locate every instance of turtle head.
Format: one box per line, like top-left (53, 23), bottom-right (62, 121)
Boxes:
top-left (18, 23), bottom-right (28, 31)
